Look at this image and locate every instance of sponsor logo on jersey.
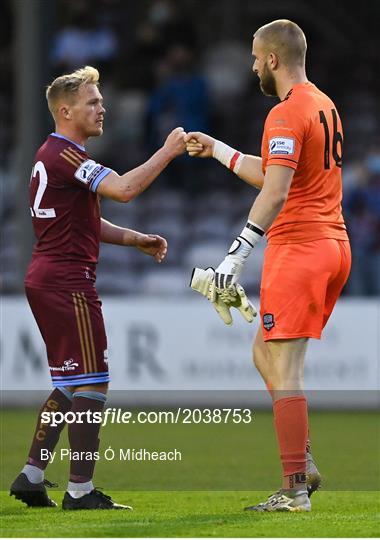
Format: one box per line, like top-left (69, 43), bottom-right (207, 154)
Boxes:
top-left (269, 137), bottom-right (295, 155)
top-left (74, 159), bottom-right (102, 184)
top-left (263, 313), bottom-right (275, 331)
top-left (50, 359), bottom-right (79, 372)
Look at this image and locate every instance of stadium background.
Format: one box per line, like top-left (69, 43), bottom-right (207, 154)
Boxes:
top-left (0, 2), bottom-right (379, 536)
top-left (0, 2), bottom-right (379, 401)
top-left (1, 0), bottom-right (380, 297)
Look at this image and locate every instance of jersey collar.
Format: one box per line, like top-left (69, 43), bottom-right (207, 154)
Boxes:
top-left (50, 132), bottom-right (86, 152)
top-left (282, 81), bottom-right (313, 101)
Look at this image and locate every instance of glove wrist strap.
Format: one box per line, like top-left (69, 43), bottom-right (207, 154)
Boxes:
top-left (213, 140), bottom-right (245, 173)
top-left (227, 220), bottom-right (264, 262)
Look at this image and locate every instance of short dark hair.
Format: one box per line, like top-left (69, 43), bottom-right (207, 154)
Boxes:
top-left (254, 19), bottom-right (307, 67)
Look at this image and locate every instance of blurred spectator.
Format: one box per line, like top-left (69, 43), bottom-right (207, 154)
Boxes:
top-left (114, 0), bottom-right (196, 91)
top-left (51, 3), bottom-right (118, 78)
top-left (146, 44), bottom-right (211, 189)
top-left (363, 143), bottom-right (380, 220)
top-left (202, 41), bottom-right (252, 105)
top-left (2, 0), bottom-right (380, 295)
top-left (147, 45), bottom-right (210, 142)
top-left (147, 0), bottom-right (196, 51)
top-left (365, 144), bottom-right (380, 177)
top-left (344, 148), bottom-right (380, 296)
top-left (116, 22), bottom-right (164, 91)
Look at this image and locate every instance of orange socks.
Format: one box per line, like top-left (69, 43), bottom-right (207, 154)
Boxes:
top-left (273, 395), bottom-right (308, 478)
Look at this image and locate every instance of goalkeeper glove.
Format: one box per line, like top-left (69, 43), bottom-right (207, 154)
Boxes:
top-left (216, 283), bottom-right (257, 323)
top-left (190, 267), bottom-right (256, 325)
top-left (189, 267), bottom-right (232, 324)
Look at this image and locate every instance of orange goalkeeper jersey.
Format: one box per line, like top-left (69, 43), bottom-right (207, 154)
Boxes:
top-left (261, 82), bottom-right (348, 244)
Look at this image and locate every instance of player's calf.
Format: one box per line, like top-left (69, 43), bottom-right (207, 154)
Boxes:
top-left (10, 387), bottom-right (73, 508)
top-left (26, 387), bottom-right (73, 470)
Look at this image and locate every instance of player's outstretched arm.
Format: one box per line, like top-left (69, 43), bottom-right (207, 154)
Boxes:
top-left (97, 127), bottom-right (186, 203)
top-left (184, 131), bottom-right (264, 189)
top-left (100, 218), bottom-right (167, 263)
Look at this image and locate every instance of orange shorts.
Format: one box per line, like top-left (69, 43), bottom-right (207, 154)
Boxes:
top-left (260, 239), bottom-right (351, 341)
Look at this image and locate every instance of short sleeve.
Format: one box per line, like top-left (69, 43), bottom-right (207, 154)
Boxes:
top-left (57, 145), bottom-right (112, 192)
top-left (262, 105), bottom-right (306, 171)
top-left (72, 159), bottom-right (112, 192)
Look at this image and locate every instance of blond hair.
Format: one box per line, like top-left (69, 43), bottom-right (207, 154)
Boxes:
top-left (46, 65), bottom-right (100, 118)
top-left (254, 19), bottom-right (307, 67)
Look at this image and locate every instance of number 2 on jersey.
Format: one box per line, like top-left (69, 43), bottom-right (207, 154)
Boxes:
top-left (30, 161), bottom-right (56, 218)
top-left (319, 109), bottom-right (343, 169)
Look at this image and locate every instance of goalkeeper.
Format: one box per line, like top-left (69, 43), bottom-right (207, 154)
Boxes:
top-left (186, 19), bottom-right (351, 513)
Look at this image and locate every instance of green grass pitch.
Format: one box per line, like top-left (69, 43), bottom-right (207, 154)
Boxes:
top-left (1, 409), bottom-right (379, 537)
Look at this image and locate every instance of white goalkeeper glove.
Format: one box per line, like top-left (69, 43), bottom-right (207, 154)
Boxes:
top-left (190, 267), bottom-right (256, 325)
top-left (190, 267), bottom-right (232, 324)
top-left (214, 256), bottom-right (244, 289)
top-left (215, 221), bottom-right (265, 289)
top-left (217, 283), bottom-right (257, 323)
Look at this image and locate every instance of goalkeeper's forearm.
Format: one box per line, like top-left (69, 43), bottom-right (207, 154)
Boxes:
top-left (212, 140), bottom-right (264, 189)
top-left (236, 155), bottom-right (264, 190)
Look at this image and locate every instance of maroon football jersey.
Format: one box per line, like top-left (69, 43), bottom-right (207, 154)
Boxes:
top-left (25, 133), bottom-right (112, 290)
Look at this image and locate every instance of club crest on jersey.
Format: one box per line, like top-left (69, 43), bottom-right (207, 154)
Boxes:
top-left (74, 159), bottom-right (101, 184)
top-left (269, 137), bottom-right (295, 155)
top-left (263, 313), bottom-right (275, 331)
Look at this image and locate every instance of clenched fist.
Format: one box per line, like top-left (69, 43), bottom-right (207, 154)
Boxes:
top-left (163, 127), bottom-right (187, 158)
top-left (184, 131), bottom-right (215, 158)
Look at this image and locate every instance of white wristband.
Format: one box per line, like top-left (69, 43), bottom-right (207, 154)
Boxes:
top-left (227, 221), bottom-right (265, 261)
top-left (213, 140), bottom-right (245, 174)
